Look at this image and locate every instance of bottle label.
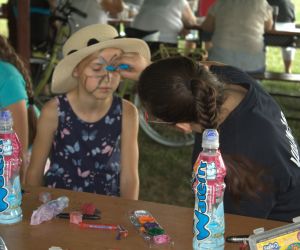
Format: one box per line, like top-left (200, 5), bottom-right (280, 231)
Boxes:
top-left (0, 140), bottom-right (12, 156)
top-left (194, 160), bottom-right (210, 241)
top-left (193, 151), bottom-right (226, 243)
top-left (0, 139), bottom-right (9, 212)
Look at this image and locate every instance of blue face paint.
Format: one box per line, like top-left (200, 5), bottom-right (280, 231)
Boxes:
top-left (118, 64), bottom-right (130, 70)
top-left (105, 65), bottom-right (117, 72)
top-left (105, 64), bottom-right (130, 72)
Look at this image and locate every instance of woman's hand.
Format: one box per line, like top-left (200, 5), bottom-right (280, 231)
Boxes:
top-left (115, 52), bottom-right (151, 81)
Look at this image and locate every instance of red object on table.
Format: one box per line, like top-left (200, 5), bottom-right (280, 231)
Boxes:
top-left (81, 203), bottom-right (96, 215)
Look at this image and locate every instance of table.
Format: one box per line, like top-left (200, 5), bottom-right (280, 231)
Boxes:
top-left (264, 23), bottom-right (300, 48)
top-left (0, 186), bottom-right (287, 250)
top-left (188, 22), bottom-right (300, 49)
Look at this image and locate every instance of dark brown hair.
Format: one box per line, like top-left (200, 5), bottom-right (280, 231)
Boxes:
top-left (137, 56), bottom-right (266, 202)
top-left (0, 35), bottom-right (37, 145)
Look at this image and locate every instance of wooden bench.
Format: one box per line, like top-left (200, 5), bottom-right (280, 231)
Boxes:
top-left (249, 72), bottom-right (300, 121)
top-left (249, 72), bottom-right (300, 83)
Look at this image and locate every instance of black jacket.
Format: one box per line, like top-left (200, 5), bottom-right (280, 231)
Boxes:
top-left (192, 65), bottom-right (300, 222)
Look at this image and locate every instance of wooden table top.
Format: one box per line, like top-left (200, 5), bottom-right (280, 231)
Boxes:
top-left (267, 28), bottom-right (300, 36)
top-left (0, 186), bottom-right (287, 250)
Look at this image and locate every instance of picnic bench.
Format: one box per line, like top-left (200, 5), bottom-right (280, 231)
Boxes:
top-left (248, 71), bottom-right (300, 121)
top-left (250, 72), bottom-right (300, 84)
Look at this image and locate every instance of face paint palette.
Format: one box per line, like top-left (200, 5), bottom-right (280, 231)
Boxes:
top-left (248, 217), bottom-right (300, 250)
top-left (129, 210), bottom-right (174, 248)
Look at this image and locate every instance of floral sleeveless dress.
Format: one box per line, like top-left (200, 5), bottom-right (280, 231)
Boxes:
top-left (44, 94), bottom-right (122, 196)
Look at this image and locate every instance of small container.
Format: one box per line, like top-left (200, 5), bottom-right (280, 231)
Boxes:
top-left (248, 216), bottom-right (300, 250)
top-left (39, 192), bottom-right (52, 203)
top-left (70, 211), bottom-right (83, 224)
top-left (129, 210), bottom-right (174, 248)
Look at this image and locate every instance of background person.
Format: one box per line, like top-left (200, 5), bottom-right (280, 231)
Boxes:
top-left (130, 0), bottom-right (198, 51)
top-left (200, 0), bottom-right (273, 73)
top-left (196, 0), bottom-right (216, 50)
top-left (0, 34), bottom-right (38, 183)
top-left (26, 24), bottom-right (151, 200)
top-left (267, 0), bottom-right (296, 73)
top-left (69, 0), bottom-right (124, 32)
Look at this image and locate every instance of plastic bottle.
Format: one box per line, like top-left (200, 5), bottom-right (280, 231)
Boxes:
top-left (192, 129), bottom-right (226, 250)
top-left (0, 109), bottom-right (23, 224)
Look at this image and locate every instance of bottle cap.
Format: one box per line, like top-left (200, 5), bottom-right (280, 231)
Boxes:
top-left (202, 129), bottom-right (219, 149)
top-left (0, 109), bottom-right (13, 132)
top-left (0, 109), bottom-right (12, 121)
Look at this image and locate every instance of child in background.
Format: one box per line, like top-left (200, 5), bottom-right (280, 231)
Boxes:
top-left (26, 24), bottom-right (151, 200)
top-left (0, 35), bottom-right (38, 183)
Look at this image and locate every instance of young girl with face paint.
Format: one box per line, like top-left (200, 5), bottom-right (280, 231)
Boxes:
top-left (26, 24), bottom-right (151, 200)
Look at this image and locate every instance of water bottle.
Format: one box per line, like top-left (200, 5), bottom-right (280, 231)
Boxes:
top-left (0, 109), bottom-right (23, 224)
top-left (192, 129), bottom-right (226, 250)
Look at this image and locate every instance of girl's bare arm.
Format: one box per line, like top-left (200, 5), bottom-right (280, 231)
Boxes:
top-left (120, 99), bottom-right (139, 200)
top-left (26, 99), bottom-right (58, 186)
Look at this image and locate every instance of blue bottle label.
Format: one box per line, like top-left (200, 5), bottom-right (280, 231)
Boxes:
top-left (193, 152), bottom-right (226, 249)
top-left (194, 160), bottom-right (211, 241)
top-left (0, 139), bottom-right (9, 212)
top-left (7, 176), bottom-right (22, 208)
top-left (0, 139), bottom-right (12, 156)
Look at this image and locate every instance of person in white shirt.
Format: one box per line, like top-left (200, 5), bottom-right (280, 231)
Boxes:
top-left (70, 0), bottom-right (124, 32)
top-left (201, 0), bottom-right (273, 73)
top-left (267, 0), bottom-right (296, 73)
top-left (131, 0), bottom-right (197, 44)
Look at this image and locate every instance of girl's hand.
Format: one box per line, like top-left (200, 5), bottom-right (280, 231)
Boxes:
top-left (115, 52), bottom-right (151, 81)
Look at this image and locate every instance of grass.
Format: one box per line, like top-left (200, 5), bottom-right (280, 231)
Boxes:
top-left (139, 130), bottom-right (194, 206)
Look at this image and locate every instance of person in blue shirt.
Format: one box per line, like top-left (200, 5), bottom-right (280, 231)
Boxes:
top-left (0, 34), bottom-right (38, 183)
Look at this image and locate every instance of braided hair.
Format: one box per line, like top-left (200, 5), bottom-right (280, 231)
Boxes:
top-left (0, 35), bottom-right (37, 145)
top-left (137, 56), bottom-right (225, 127)
top-left (137, 56), bottom-right (266, 202)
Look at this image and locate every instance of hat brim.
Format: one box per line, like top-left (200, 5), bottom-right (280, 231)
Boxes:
top-left (51, 38), bottom-right (151, 94)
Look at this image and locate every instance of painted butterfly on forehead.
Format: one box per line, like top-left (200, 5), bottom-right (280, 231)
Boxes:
top-left (105, 64), bottom-right (130, 72)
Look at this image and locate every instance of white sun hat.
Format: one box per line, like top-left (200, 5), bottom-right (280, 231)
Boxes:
top-left (51, 23), bottom-right (151, 94)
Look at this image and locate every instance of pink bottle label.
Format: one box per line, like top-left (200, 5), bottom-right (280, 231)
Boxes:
top-left (0, 133), bottom-right (21, 181)
top-left (0, 132), bottom-right (21, 212)
top-left (193, 150), bottom-right (226, 208)
top-left (193, 150), bottom-right (226, 241)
